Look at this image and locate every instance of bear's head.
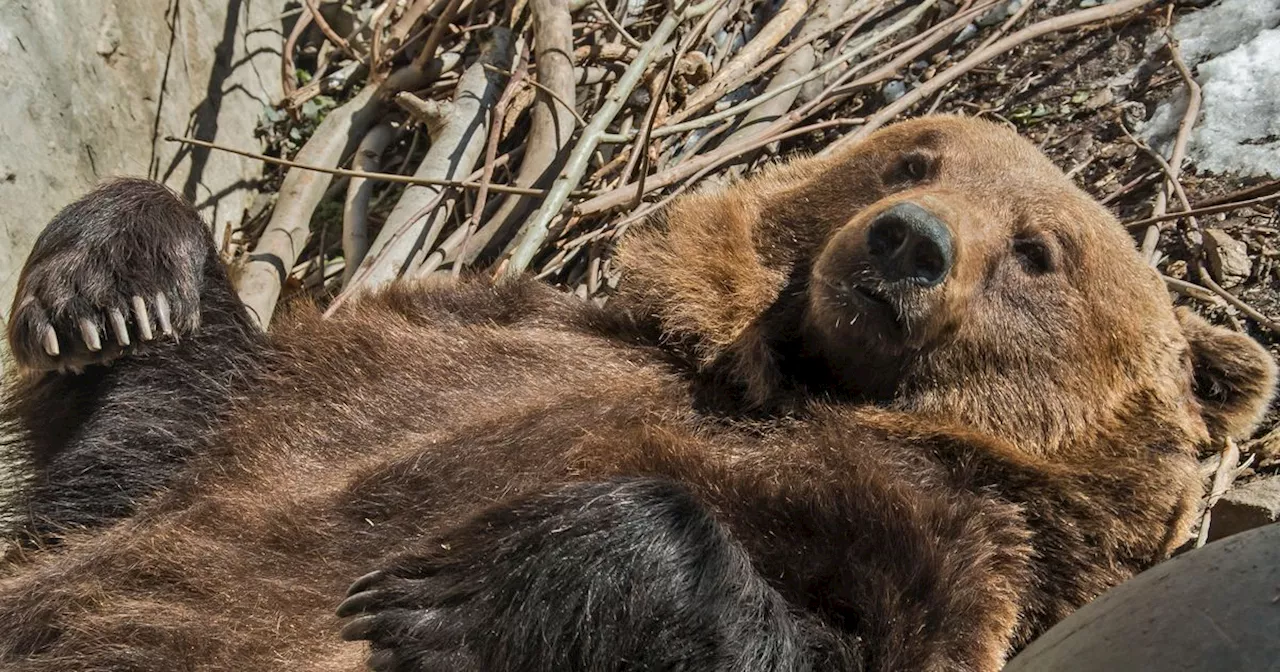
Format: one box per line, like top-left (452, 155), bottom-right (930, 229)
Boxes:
top-left (616, 116), bottom-right (1276, 456)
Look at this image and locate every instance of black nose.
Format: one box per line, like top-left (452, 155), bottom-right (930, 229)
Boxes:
top-left (865, 203), bottom-right (953, 287)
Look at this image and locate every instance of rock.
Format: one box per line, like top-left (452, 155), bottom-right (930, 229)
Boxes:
top-left (1005, 522), bottom-right (1280, 672)
top-left (1203, 228), bottom-right (1252, 287)
top-left (1208, 476), bottom-right (1280, 541)
top-left (882, 80), bottom-right (908, 104)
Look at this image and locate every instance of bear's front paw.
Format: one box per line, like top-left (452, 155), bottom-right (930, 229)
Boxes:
top-left (7, 180), bottom-right (207, 373)
top-left (335, 480), bottom-right (756, 672)
top-left (336, 562), bottom-right (486, 672)
top-left (9, 267), bottom-right (199, 374)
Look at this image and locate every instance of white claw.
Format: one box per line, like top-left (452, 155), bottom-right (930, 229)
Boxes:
top-left (132, 296), bottom-right (154, 341)
top-left (154, 293), bottom-right (173, 336)
top-left (41, 325), bottom-right (60, 357)
top-left (78, 318), bottom-right (101, 352)
top-left (108, 308), bottom-right (130, 346)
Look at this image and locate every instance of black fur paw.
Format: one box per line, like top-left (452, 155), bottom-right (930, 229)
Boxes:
top-left (337, 566), bottom-right (485, 672)
top-left (336, 479), bottom-right (789, 672)
top-left (7, 179), bottom-right (210, 373)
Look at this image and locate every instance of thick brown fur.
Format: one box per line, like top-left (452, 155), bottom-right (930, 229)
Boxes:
top-left (1, 117), bottom-right (1275, 672)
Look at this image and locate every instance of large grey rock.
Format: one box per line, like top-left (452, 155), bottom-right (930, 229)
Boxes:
top-left (1004, 522), bottom-right (1280, 672)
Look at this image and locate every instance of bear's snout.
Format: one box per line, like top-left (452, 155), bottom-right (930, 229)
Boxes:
top-left (865, 203), bottom-right (953, 288)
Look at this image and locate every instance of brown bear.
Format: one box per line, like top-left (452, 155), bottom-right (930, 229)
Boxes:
top-left (0, 115), bottom-right (1274, 672)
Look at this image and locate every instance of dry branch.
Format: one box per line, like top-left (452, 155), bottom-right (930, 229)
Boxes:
top-left (461, 0), bottom-right (578, 266)
top-left (721, 44), bottom-right (816, 146)
top-left (1196, 438), bottom-right (1240, 548)
top-left (502, 2), bottom-right (719, 278)
top-left (167, 135), bottom-right (556, 196)
top-left (342, 121), bottom-right (396, 286)
top-left (575, 0), bottom-right (936, 216)
top-left (282, 10), bottom-right (314, 100)
top-left (350, 29), bottom-right (515, 290)
top-left (1141, 37), bottom-right (1202, 264)
top-left (672, 0), bottom-right (810, 122)
top-left (304, 0), bottom-right (359, 58)
top-left (235, 84), bottom-right (386, 328)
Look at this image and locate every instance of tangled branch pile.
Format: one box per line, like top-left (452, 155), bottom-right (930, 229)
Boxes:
top-left (210, 0), bottom-right (1152, 327)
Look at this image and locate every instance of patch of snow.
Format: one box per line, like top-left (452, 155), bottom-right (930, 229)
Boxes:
top-left (1139, 0), bottom-right (1280, 178)
top-left (1175, 0), bottom-right (1280, 63)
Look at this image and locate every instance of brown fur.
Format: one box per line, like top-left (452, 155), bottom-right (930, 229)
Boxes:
top-left (1, 116), bottom-right (1275, 672)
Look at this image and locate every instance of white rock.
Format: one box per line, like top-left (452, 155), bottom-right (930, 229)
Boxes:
top-left (1203, 228), bottom-right (1253, 287)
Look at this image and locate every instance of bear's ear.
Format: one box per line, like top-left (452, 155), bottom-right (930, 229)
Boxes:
top-left (1177, 307), bottom-right (1278, 439)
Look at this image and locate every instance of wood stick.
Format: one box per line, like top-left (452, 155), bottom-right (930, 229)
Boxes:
top-left (1142, 37), bottom-right (1202, 263)
top-left (1196, 438), bottom-right (1239, 548)
top-left (460, 0), bottom-right (579, 266)
top-left (341, 122), bottom-right (397, 287)
top-left (1126, 192), bottom-right (1280, 229)
top-left (304, 0), bottom-right (359, 58)
top-left (166, 135), bottom-right (559, 197)
top-left (502, 0), bottom-right (719, 278)
top-left (282, 10), bottom-right (314, 99)
top-left (675, 0), bottom-right (810, 121)
top-left (1198, 274), bottom-right (1280, 336)
top-left (353, 29), bottom-right (514, 289)
top-left (231, 83), bottom-right (386, 328)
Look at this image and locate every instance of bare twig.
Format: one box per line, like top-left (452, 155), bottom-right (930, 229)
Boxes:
top-left (1127, 191), bottom-right (1280, 229)
top-left (1163, 275), bottom-right (1220, 304)
top-left (368, 0), bottom-right (394, 75)
top-left (282, 10), bottom-right (315, 100)
top-left (649, 0), bottom-right (935, 140)
top-left (460, 0), bottom-right (578, 266)
top-left (1196, 438), bottom-right (1240, 548)
top-left (483, 64), bottom-right (587, 127)
top-left (166, 135), bottom-right (559, 197)
top-left (592, 0), bottom-right (643, 47)
top-left (388, 0), bottom-right (431, 45)
top-left (423, 39), bottom-right (530, 278)
top-left (1196, 178), bottom-right (1280, 208)
top-left (629, 53), bottom-right (679, 209)
top-left (576, 117), bottom-right (863, 217)
top-left (721, 44), bottom-right (816, 146)
top-left (325, 153), bottom-right (517, 316)
top-left (502, 1), bottom-right (719, 278)
top-left (304, 0), bottom-right (359, 58)
top-left (1156, 38), bottom-right (1202, 217)
top-left (675, 0), bottom-right (810, 120)
top-left (233, 82), bottom-right (390, 328)
top-left (973, 0), bottom-right (1036, 53)
top-left (1117, 121), bottom-right (1197, 263)
top-left (411, 0), bottom-right (465, 72)
top-left (1198, 273), bottom-right (1280, 336)
top-left (353, 28), bottom-right (515, 290)
top-left (1141, 38), bottom-right (1202, 263)
top-left (342, 122), bottom-right (397, 287)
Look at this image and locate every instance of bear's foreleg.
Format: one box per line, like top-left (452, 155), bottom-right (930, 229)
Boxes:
top-left (336, 478), bottom-right (860, 672)
top-left (2, 179), bottom-right (266, 536)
